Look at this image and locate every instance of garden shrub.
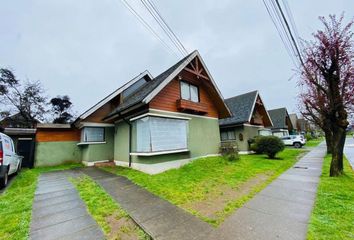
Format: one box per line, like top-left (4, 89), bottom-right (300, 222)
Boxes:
top-left (253, 136), bottom-right (285, 159)
top-left (220, 142), bottom-right (239, 161)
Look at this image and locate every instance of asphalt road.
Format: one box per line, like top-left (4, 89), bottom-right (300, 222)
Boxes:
top-left (344, 137), bottom-right (354, 169)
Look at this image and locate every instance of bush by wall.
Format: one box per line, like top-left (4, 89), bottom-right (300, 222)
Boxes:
top-left (220, 142), bottom-right (239, 161)
top-left (252, 136), bottom-right (285, 159)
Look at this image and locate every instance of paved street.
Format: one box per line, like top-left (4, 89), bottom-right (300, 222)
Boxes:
top-left (344, 137), bottom-right (354, 168)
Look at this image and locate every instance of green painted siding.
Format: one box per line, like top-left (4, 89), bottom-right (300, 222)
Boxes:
top-left (114, 121), bottom-right (130, 162)
top-left (35, 141), bottom-right (81, 167)
top-left (221, 125), bottom-right (263, 151)
top-left (81, 127), bottom-right (114, 162)
top-left (115, 110), bottom-right (221, 164)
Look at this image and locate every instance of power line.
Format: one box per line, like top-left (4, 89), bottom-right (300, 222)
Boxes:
top-left (146, 0), bottom-right (188, 55)
top-left (263, 0), bottom-right (298, 67)
top-left (140, 0), bottom-right (186, 56)
top-left (274, 0), bottom-right (304, 66)
top-left (120, 0), bottom-right (179, 57)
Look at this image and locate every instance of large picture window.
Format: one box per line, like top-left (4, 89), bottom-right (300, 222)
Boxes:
top-left (135, 116), bottom-right (188, 152)
top-left (180, 81), bottom-right (199, 102)
top-left (81, 127), bottom-right (105, 142)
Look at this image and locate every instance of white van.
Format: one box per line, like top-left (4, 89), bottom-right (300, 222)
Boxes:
top-left (0, 132), bottom-right (23, 188)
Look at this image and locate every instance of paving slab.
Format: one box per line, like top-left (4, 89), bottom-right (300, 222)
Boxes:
top-left (30, 170), bottom-right (104, 240)
top-left (211, 143), bottom-right (326, 240)
top-left (80, 167), bottom-right (213, 240)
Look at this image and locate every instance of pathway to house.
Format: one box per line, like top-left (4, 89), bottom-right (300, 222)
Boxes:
top-left (79, 167), bottom-right (214, 240)
top-left (30, 170), bottom-right (104, 240)
top-left (344, 137), bottom-right (354, 168)
top-left (209, 143), bottom-right (326, 240)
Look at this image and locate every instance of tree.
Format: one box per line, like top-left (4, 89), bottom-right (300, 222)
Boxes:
top-left (50, 95), bottom-right (74, 124)
top-left (299, 14), bottom-right (354, 176)
top-left (0, 68), bottom-right (47, 128)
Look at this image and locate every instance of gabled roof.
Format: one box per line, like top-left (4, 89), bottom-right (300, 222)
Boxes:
top-left (219, 90), bottom-right (273, 127)
top-left (105, 50), bottom-right (231, 120)
top-left (268, 107), bottom-right (292, 129)
top-left (289, 113), bottom-right (298, 129)
top-left (76, 70), bottom-right (153, 121)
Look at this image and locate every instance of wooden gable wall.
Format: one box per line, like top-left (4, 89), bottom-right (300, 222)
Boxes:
top-left (149, 58), bottom-right (221, 118)
top-left (250, 96), bottom-right (272, 127)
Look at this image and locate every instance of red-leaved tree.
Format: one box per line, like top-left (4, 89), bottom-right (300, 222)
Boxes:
top-left (299, 14), bottom-right (354, 176)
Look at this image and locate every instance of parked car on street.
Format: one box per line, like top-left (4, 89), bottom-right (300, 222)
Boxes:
top-left (281, 135), bottom-right (306, 148)
top-left (0, 132), bottom-right (23, 188)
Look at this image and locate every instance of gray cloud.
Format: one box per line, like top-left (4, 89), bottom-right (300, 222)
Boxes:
top-left (0, 0), bottom-right (353, 115)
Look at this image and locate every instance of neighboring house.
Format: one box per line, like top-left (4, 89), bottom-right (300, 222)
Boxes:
top-left (297, 118), bottom-right (311, 133)
top-left (268, 107), bottom-right (294, 137)
top-left (0, 113), bottom-right (38, 128)
top-left (35, 51), bottom-right (231, 174)
top-left (219, 91), bottom-right (273, 152)
top-left (289, 113), bottom-right (300, 133)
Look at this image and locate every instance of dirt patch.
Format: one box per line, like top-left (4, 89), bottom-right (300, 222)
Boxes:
top-left (106, 212), bottom-right (143, 240)
top-left (182, 173), bottom-right (270, 220)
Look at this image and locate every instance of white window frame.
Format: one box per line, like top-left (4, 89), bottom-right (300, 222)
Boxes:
top-left (80, 127), bottom-right (105, 143)
top-left (133, 116), bottom-right (189, 155)
top-left (180, 81), bottom-right (199, 102)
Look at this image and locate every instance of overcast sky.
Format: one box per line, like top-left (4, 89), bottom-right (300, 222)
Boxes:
top-left (1, 0), bottom-right (353, 117)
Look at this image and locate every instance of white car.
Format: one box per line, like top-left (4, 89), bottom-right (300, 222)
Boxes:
top-left (0, 132), bottom-right (23, 188)
top-left (281, 135), bottom-right (306, 148)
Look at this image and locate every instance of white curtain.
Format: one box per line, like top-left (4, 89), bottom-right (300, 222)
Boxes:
top-left (136, 117), bottom-right (188, 152)
top-left (83, 127), bottom-right (104, 142)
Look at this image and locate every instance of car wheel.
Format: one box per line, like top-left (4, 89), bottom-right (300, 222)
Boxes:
top-left (0, 171), bottom-right (8, 188)
top-left (294, 142), bottom-right (301, 148)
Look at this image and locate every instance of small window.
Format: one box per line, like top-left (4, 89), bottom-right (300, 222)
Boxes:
top-left (180, 81), bottom-right (199, 102)
top-left (81, 127), bottom-right (105, 142)
top-left (221, 130), bottom-right (236, 141)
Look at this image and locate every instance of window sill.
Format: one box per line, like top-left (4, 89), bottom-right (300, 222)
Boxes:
top-left (130, 149), bottom-right (189, 156)
top-left (77, 141), bottom-right (106, 146)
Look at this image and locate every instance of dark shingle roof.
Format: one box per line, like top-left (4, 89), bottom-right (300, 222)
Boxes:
top-left (105, 52), bottom-right (195, 119)
top-left (219, 91), bottom-right (258, 126)
top-left (268, 108), bottom-right (288, 129)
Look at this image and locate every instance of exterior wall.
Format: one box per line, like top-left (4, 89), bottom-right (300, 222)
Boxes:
top-left (80, 127), bottom-right (114, 162)
top-left (35, 128), bottom-right (81, 166)
top-left (35, 141), bottom-right (81, 166)
top-left (114, 109), bottom-right (221, 165)
top-left (114, 121), bottom-right (130, 162)
top-left (221, 125), bottom-right (264, 152)
top-left (149, 72), bottom-right (219, 118)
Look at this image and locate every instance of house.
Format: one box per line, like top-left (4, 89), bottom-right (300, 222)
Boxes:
top-left (289, 113), bottom-right (299, 133)
top-left (219, 91), bottom-right (273, 152)
top-left (34, 51), bottom-right (231, 174)
top-left (268, 107), bottom-right (294, 137)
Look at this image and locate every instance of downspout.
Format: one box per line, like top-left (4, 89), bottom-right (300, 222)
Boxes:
top-left (118, 113), bottom-right (132, 168)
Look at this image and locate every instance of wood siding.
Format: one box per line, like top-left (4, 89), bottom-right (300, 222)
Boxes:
top-left (36, 128), bottom-right (80, 142)
top-left (149, 69), bottom-right (219, 118)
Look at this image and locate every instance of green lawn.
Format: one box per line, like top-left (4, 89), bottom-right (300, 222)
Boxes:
top-left (307, 155), bottom-right (354, 240)
top-left (306, 138), bottom-right (324, 147)
top-left (0, 163), bottom-right (82, 240)
top-left (102, 148), bottom-right (304, 226)
top-left (71, 176), bottom-right (148, 240)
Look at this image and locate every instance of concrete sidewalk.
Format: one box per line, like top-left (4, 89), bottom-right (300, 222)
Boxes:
top-left (80, 167), bottom-right (213, 240)
top-left (209, 144), bottom-right (326, 240)
top-left (344, 137), bottom-right (354, 168)
top-left (30, 170), bottom-right (104, 240)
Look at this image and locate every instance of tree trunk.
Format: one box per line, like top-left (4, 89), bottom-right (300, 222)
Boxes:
top-left (330, 126), bottom-right (346, 176)
top-left (324, 129), bottom-right (333, 154)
